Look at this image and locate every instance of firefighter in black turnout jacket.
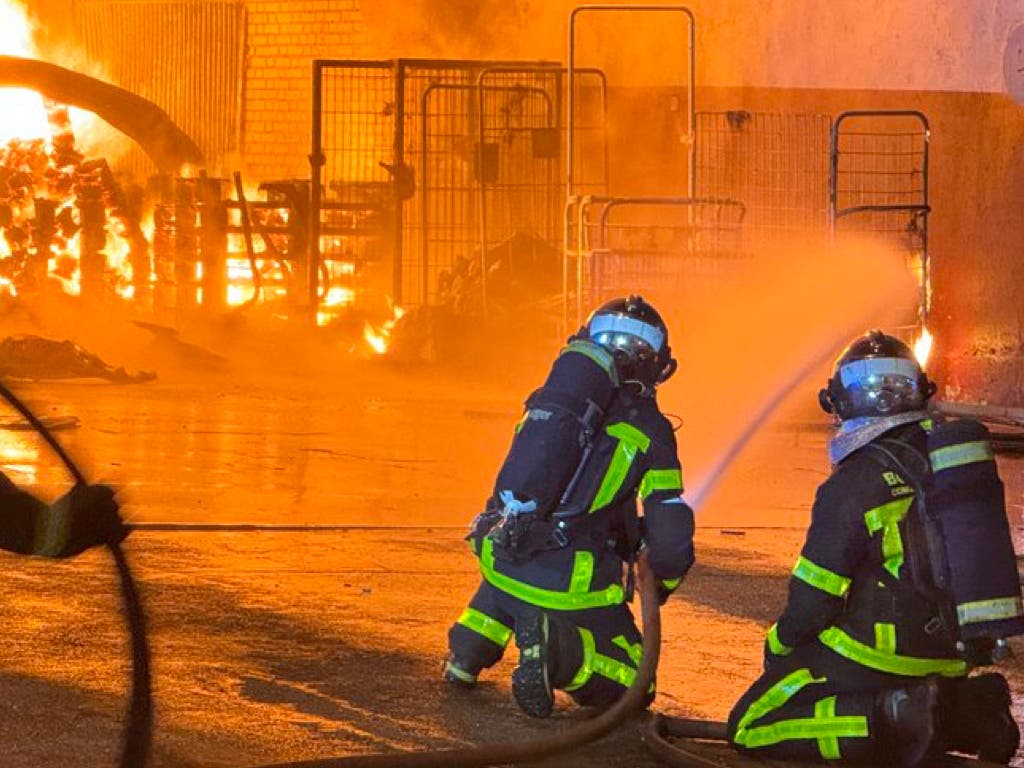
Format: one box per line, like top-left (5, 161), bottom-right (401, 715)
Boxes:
top-left (0, 472), bottom-right (127, 558)
top-left (728, 330), bottom-right (1023, 766)
top-left (444, 296), bottom-right (695, 717)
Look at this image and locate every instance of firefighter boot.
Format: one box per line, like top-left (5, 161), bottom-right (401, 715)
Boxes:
top-left (942, 673), bottom-right (1019, 763)
top-left (441, 654), bottom-right (478, 688)
top-left (512, 608), bottom-right (555, 718)
top-left (876, 677), bottom-right (942, 768)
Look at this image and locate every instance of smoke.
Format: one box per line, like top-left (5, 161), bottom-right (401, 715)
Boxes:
top-left (650, 234), bottom-right (918, 519)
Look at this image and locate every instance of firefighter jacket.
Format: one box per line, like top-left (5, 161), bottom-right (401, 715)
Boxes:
top-left (472, 386), bottom-right (695, 612)
top-left (766, 421), bottom-right (967, 678)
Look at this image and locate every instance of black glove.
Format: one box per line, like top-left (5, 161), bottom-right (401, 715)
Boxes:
top-left (60, 483), bottom-right (128, 557)
top-left (466, 508), bottom-right (501, 557)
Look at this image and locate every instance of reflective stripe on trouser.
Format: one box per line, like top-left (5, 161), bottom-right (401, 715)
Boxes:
top-left (448, 579), bottom-right (644, 702)
top-left (447, 581), bottom-right (517, 675)
top-left (548, 602), bottom-right (647, 708)
top-left (728, 640), bottom-right (913, 763)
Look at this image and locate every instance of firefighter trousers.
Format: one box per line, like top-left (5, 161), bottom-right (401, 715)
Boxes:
top-left (727, 640), bottom-right (935, 763)
top-left (447, 579), bottom-right (647, 707)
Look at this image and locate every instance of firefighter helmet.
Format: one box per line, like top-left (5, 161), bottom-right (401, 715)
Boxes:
top-left (819, 330), bottom-right (936, 421)
top-left (585, 295), bottom-right (676, 393)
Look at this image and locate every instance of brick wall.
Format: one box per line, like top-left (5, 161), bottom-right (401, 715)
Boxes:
top-left (243, 0), bottom-right (368, 181)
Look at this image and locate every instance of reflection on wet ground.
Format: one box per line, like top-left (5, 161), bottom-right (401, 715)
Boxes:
top-left (1, 367), bottom-right (1023, 766)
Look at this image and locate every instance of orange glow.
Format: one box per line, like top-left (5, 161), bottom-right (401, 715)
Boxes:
top-left (0, 2), bottom-right (49, 142)
top-left (362, 304), bottom-right (405, 355)
top-left (914, 326), bottom-right (933, 368)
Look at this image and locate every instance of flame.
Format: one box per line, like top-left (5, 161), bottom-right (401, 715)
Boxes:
top-left (914, 327), bottom-right (933, 368)
top-left (0, 2), bottom-right (50, 142)
top-left (362, 304), bottom-right (405, 355)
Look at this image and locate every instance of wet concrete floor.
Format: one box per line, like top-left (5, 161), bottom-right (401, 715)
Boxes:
top-left (1, 363), bottom-right (1022, 767)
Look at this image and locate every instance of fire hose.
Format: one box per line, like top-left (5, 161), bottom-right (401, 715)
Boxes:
top-left (0, 381), bottom-right (153, 768)
top-left (246, 553), bottom-right (661, 768)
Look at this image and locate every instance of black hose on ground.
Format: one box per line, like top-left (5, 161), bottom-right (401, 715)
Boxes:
top-left (250, 553), bottom-right (662, 768)
top-left (642, 714), bottom-right (729, 767)
top-left (0, 381), bottom-right (153, 768)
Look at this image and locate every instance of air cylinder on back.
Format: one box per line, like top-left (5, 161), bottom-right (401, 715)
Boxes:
top-left (928, 419), bottom-right (1024, 642)
top-left (490, 339), bottom-right (618, 517)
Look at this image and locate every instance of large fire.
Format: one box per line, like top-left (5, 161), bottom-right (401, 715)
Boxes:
top-left (0, 0), bottom-right (391, 354)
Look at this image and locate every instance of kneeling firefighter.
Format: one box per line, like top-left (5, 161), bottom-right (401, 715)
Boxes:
top-left (444, 296), bottom-right (695, 717)
top-left (728, 330), bottom-right (1023, 766)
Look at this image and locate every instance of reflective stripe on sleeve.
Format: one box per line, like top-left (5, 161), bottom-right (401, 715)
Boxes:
top-left (639, 468), bottom-right (683, 500)
top-left (32, 504), bottom-right (72, 557)
top-left (792, 556), bottom-right (851, 597)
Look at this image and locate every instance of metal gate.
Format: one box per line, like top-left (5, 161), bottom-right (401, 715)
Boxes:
top-left (563, 5), bottom-right (700, 330)
top-left (829, 110), bottom-right (931, 323)
top-left (310, 59), bottom-right (608, 322)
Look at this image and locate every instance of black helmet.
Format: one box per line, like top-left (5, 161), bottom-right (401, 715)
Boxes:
top-left (585, 295), bottom-right (677, 393)
top-left (819, 330), bottom-right (936, 421)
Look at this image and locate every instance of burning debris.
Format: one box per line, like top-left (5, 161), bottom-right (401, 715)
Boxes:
top-left (0, 334), bottom-right (154, 383)
top-left (0, 100), bottom-right (144, 303)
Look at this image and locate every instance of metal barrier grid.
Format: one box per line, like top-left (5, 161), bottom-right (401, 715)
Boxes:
top-left (569, 197), bottom-right (746, 326)
top-left (311, 61), bottom-right (397, 317)
top-left (829, 110), bottom-right (930, 323)
top-left (696, 111), bottom-right (832, 242)
top-left (417, 68), bottom-right (561, 309)
top-left (313, 59), bottom-right (608, 317)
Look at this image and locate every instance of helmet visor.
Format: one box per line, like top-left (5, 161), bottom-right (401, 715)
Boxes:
top-left (837, 356), bottom-right (926, 416)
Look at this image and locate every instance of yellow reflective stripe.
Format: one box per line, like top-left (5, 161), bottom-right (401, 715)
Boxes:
top-left (443, 661), bottom-right (476, 683)
top-left (792, 556), bottom-right (851, 597)
top-left (612, 634), bottom-right (643, 666)
top-left (569, 550), bottom-right (594, 593)
top-left (479, 538), bottom-right (625, 610)
top-left (864, 496), bottom-right (913, 578)
top-left (874, 623), bottom-right (896, 654)
top-left (456, 607), bottom-right (512, 647)
top-left (766, 623), bottom-right (792, 656)
top-left (930, 440), bottom-right (994, 472)
top-left (815, 696), bottom-right (843, 759)
top-left (957, 596), bottom-right (1024, 625)
top-left (661, 577), bottom-right (681, 591)
top-left (564, 628), bottom-right (642, 692)
top-left (513, 411), bottom-right (529, 434)
top-left (564, 627), bottom-right (597, 691)
top-left (737, 668), bottom-right (824, 732)
top-left (563, 340), bottom-right (617, 381)
top-left (819, 626), bottom-right (966, 677)
top-left (588, 422), bottom-right (651, 512)
top-left (32, 504), bottom-right (72, 557)
top-left (639, 468), bottom-right (683, 500)
top-left (735, 715), bottom-right (869, 750)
